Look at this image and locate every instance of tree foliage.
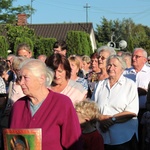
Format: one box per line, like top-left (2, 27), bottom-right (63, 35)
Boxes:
top-left (34, 37), bottom-right (56, 58)
top-left (4, 24), bottom-right (36, 53)
top-left (0, 0), bottom-right (34, 24)
top-left (0, 36), bottom-right (8, 58)
top-left (66, 31), bottom-right (93, 56)
top-left (95, 17), bottom-right (150, 55)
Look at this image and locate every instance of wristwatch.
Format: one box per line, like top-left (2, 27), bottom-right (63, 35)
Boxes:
top-left (111, 117), bottom-right (116, 123)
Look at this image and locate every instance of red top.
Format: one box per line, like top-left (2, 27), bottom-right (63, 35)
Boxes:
top-left (82, 130), bottom-right (104, 150)
top-left (10, 90), bottom-right (82, 150)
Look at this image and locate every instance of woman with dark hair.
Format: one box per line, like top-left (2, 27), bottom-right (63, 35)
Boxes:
top-left (86, 52), bottom-right (101, 97)
top-left (45, 53), bottom-right (87, 106)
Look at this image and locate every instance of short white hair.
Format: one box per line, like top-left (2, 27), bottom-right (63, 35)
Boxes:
top-left (134, 48), bottom-right (147, 58)
top-left (97, 45), bottom-right (116, 56)
top-left (19, 59), bottom-right (54, 86)
top-left (107, 55), bottom-right (127, 70)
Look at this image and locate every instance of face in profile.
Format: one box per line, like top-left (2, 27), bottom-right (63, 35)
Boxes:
top-left (98, 51), bottom-right (110, 69)
top-left (91, 58), bottom-right (99, 72)
top-left (18, 68), bottom-right (42, 96)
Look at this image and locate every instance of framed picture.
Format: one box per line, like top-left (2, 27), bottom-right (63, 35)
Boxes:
top-left (3, 128), bottom-right (42, 150)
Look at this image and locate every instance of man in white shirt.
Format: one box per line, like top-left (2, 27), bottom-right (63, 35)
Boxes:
top-left (124, 48), bottom-right (150, 109)
top-left (124, 47), bottom-right (150, 150)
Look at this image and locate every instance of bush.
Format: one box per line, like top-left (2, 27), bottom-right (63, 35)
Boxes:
top-left (0, 36), bottom-right (9, 58)
top-left (66, 31), bottom-right (92, 56)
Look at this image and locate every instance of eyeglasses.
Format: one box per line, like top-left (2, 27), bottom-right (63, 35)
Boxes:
top-left (132, 55), bottom-right (144, 59)
top-left (99, 55), bottom-right (107, 61)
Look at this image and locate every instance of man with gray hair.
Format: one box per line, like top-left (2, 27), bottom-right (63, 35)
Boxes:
top-left (124, 48), bottom-right (150, 102)
top-left (124, 47), bottom-right (150, 149)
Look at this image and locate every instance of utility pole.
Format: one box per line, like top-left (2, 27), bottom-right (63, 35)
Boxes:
top-left (30, 0), bottom-right (34, 24)
top-left (83, 3), bottom-right (90, 23)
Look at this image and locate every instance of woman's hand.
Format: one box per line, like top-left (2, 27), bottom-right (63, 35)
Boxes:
top-left (100, 117), bottom-right (114, 132)
top-left (99, 111), bottom-right (136, 132)
top-left (99, 115), bottom-right (114, 132)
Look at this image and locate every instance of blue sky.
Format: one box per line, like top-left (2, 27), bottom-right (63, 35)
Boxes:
top-left (13, 0), bottom-right (150, 29)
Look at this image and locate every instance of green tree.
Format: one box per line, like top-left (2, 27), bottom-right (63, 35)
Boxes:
top-left (66, 31), bottom-right (92, 56)
top-left (96, 17), bottom-right (113, 45)
top-left (5, 24), bottom-right (35, 53)
top-left (34, 37), bottom-right (56, 58)
top-left (0, 36), bottom-right (9, 58)
top-left (0, 0), bottom-right (35, 24)
top-left (95, 17), bottom-right (150, 53)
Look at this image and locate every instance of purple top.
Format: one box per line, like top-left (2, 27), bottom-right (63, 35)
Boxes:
top-left (10, 90), bottom-right (82, 150)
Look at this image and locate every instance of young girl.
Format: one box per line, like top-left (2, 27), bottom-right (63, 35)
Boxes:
top-left (75, 100), bottom-right (104, 150)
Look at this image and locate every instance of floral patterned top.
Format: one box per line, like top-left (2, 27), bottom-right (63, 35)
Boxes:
top-left (0, 77), bottom-right (6, 93)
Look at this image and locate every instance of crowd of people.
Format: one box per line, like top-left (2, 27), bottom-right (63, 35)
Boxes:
top-left (0, 40), bottom-right (150, 150)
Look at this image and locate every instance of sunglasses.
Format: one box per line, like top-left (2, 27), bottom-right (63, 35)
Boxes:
top-left (99, 55), bottom-right (107, 61)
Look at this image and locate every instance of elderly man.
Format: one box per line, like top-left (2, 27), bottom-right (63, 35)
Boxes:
top-left (124, 48), bottom-right (150, 108)
top-left (124, 48), bottom-right (150, 149)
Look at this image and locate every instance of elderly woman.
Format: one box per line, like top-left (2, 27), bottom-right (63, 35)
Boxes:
top-left (45, 53), bottom-right (87, 106)
top-left (92, 55), bottom-right (139, 150)
top-left (9, 59), bottom-right (82, 149)
top-left (97, 46), bottom-right (116, 80)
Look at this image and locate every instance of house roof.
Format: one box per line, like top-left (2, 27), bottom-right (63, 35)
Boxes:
top-left (0, 22), bottom-right (97, 51)
top-left (27, 22), bottom-right (93, 40)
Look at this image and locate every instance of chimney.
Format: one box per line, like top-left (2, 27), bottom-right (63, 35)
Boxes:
top-left (17, 14), bottom-right (27, 26)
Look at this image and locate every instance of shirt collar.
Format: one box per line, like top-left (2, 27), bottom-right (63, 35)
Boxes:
top-left (140, 64), bottom-right (150, 73)
top-left (127, 64), bottom-right (150, 73)
top-left (105, 74), bottom-right (125, 87)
